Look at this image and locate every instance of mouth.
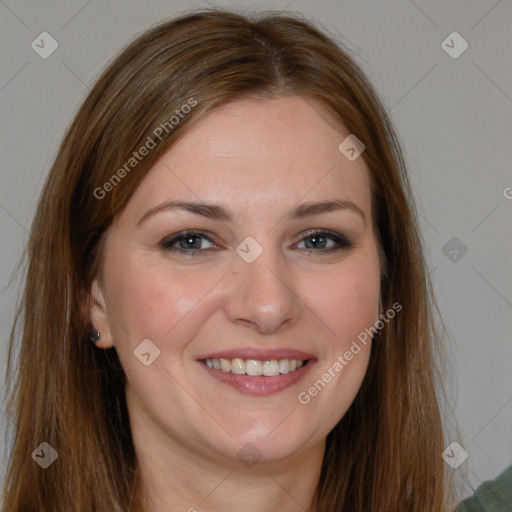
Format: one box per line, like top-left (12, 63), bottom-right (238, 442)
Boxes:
top-left (197, 353), bottom-right (317, 396)
top-left (203, 357), bottom-right (309, 376)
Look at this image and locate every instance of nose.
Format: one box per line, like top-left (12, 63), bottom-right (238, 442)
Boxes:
top-left (224, 249), bottom-right (303, 335)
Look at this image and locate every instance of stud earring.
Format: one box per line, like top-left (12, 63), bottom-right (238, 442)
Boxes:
top-left (89, 330), bottom-right (100, 344)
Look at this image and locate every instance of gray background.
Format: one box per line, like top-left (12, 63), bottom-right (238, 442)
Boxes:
top-left (1, 0), bottom-right (511, 502)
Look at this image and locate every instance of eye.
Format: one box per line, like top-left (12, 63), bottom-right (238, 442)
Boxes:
top-left (295, 230), bottom-right (352, 253)
top-left (161, 230), bottom-right (219, 254)
top-left (160, 229), bottom-right (353, 256)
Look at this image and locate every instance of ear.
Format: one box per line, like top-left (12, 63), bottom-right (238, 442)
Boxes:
top-left (86, 278), bottom-right (115, 349)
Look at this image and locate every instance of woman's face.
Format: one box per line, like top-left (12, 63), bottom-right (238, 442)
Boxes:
top-left (90, 95), bottom-right (381, 466)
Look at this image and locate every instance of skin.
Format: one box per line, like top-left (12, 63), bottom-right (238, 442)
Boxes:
top-left (89, 95), bottom-right (382, 511)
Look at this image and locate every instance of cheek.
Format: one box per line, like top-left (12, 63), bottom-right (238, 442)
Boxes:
top-left (309, 253), bottom-right (381, 345)
top-left (294, 252), bottom-right (380, 430)
top-left (104, 253), bottom-right (220, 348)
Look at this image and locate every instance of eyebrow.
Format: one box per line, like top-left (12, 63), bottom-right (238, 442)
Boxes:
top-left (137, 198), bottom-right (366, 227)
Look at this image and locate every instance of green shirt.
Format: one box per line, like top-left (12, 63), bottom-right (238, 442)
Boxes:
top-left (455, 464), bottom-right (512, 512)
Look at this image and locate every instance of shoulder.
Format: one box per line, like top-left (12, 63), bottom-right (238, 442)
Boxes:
top-left (455, 464), bottom-right (512, 511)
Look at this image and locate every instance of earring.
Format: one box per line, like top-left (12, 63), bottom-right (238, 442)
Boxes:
top-left (89, 330), bottom-right (101, 344)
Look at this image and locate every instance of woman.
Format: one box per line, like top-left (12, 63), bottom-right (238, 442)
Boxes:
top-left (2, 8), bottom-right (459, 511)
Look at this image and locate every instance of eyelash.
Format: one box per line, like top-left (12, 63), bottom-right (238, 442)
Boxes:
top-left (160, 229), bottom-right (353, 255)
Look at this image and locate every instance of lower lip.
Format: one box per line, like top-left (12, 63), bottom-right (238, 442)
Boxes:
top-left (198, 360), bottom-right (317, 396)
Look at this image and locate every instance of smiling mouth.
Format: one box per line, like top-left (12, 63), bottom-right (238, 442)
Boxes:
top-left (202, 357), bottom-right (310, 377)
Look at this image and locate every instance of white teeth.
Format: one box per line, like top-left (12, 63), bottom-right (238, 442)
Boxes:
top-left (263, 360), bottom-right (280, 376)
top-left (245, 359), bottom-right (263, 376)
top-left (204, 358), bottom-right (307, 376)
top-left (231, 358), bottom-right (246, 374)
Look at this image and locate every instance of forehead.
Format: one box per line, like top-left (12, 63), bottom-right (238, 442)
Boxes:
top-left (121, 95), bottom-right (372, 223)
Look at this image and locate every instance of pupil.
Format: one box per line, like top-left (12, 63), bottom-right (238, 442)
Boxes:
top-left (308, 235), bottom-right (324, 248)
top-left (183, 236), bottom-right (199, 249)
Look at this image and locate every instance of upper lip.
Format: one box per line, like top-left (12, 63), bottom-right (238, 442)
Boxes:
top-left (196, 348), bottom-right (316, 361)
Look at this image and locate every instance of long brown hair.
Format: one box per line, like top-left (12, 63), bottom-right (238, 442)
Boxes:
top-left (3, 8), bottom-right (457, 511)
